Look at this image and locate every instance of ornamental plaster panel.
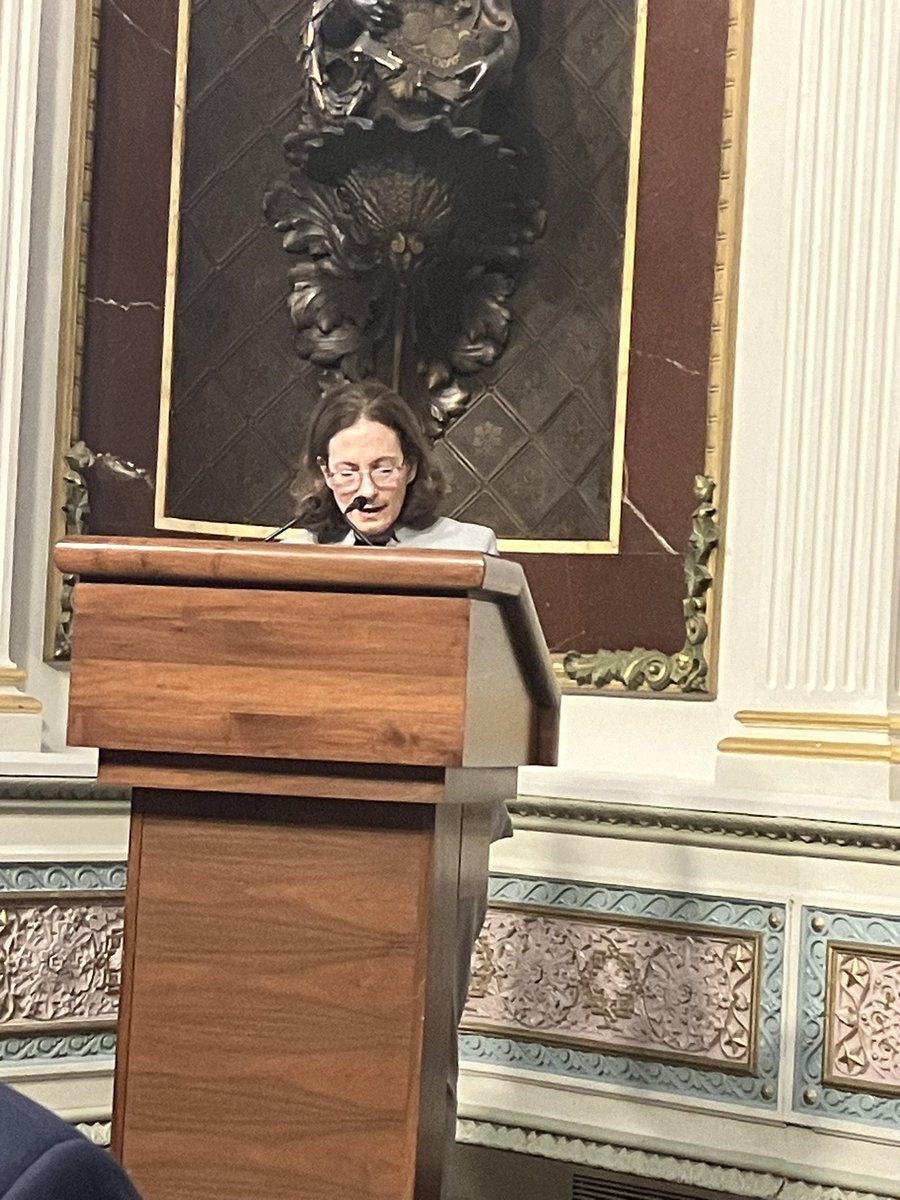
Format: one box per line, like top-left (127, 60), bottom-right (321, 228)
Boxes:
top-left (796, 908), bottom-right (900, 1129)
top-left (460, 876), bottom-right (783, 1107)
top-left (0, 899), bottom-right (122, 1030)
top-left (0, 860), bottom-right (123, 1068)
top-left (824, 946), bottom-right (900, 1095)
top-left (465, 907), bottom-right (758, 1072)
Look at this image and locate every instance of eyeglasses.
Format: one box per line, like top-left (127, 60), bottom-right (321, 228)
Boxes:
top-left (318, 457), bottom-right (407, 492)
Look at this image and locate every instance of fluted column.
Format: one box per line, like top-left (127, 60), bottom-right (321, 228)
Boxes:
top-left (0, 0), bottom-right (43, 751)
top-left (717, 0), bottom-right (900, 801)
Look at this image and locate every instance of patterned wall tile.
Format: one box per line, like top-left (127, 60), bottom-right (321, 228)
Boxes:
top-left (0, 865), bottom-right (124, 1066)
top-left (0, 901), bottom-right (122, 1031)
top-left (460, 876), bottom-right (784, 1109)
top-left (824, 944), bottom-right (900, 1095)
top-left (796, 907), bottom-right (900, 1128)
top-left (466, 908), bottom-right (759, 1072)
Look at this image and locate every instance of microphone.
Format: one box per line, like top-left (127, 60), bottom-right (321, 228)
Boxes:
top-left (264, 514), bottom-right (302, 543)
top-left (263, 495), bottom-right (378, 545)
top-left (343, 494), bottom-right (377, 546)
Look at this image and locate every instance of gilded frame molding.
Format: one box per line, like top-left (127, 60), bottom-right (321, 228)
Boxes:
top-left (47, 1), bottom-right (752, 693)
top-left (43, 0), bottom-right (102, 661)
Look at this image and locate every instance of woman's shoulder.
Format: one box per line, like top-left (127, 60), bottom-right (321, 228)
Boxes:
top-left (399, 516), bottom-right (499, 554)
top-left (277, 527), bottom-right (317, 544)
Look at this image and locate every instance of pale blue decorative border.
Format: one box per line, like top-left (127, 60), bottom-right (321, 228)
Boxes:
top-left (459, 874), bottom-right (784, 1108)
top-left (0, 1031), bottom-right (116, 1064)
top-left (0, 862), bottom-right (126, 891)
top-left (795, 906), bottom-right (900, 1128)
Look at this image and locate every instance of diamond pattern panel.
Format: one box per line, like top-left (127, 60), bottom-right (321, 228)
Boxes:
top-left (442, 0), bottom-right (632, 539)
top-left (165, 0), bottom-right (313, 525)
top-left (163, 0), bottom-right (634, 538)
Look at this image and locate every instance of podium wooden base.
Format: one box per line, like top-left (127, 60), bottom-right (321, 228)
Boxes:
top-left (113, 769), bottom-right (508, 1200)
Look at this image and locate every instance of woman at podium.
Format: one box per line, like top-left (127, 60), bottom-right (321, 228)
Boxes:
top-left (282, 377), bottom-right (509, 1143)
top-left (283, 379), bottom-right (499, 552)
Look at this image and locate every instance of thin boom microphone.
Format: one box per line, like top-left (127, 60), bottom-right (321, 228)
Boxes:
top-left (343, 495), bottom-right (377, 545)
top-left (263, 514), bottom-right (301, 543)
top-left (264, 496), bottom-right (377, 545)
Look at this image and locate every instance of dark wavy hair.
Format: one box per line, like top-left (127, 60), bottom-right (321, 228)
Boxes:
top-left (291, 380), bottom-right (446, 542)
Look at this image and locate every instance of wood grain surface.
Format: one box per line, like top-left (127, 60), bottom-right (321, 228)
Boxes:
top-left (99, 752), bottom-right (449, 803)
top-left (115, 790), bottom-right (462, 1200)
top-left (55, 536), bottom-right (494, 592)
top-left (56, 536), bottom-right (559, 719)
top-left (68, 583), bottom-right (472, 766)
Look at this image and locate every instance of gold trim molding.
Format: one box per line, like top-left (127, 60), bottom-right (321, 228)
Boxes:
top-left (563, 474), bottom-right (719, 693)
top-left (0, 694), bottom-right (42, 715)
top-left (718, 737), bottom-right (899, 765)
top-left (44, 0), bottom-right (101, 661)
top-left (736, 710), bottom-right (900, 733)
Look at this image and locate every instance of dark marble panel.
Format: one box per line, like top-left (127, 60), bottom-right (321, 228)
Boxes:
top-left (79, 0), bottom-right (178, 535)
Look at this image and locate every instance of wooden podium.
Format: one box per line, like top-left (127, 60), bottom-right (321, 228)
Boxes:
top-left (56, 537), bottom-right (558, 1200)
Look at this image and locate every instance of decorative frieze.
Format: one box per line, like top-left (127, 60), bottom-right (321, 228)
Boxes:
top-left (0, 1029), bottom-right (115, 1064)
top-left (0, 899), bottom-right (122, 1030)
top-left (507, 796), bottom-right (900, 863)
top-left (824, 944), bottom-right (900, 1097)
top-left (796, 907), bottom-right (900, 1129)
top-left (461, 876), bottom-right (783, 1107)
top-left (464, 906), bottom-right (759, 1073)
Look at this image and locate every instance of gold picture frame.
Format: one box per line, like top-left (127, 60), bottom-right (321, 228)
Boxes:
top-left (43, 0), bottom-right (102, 661)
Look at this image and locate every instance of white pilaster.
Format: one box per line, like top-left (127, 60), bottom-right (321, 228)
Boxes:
top-left (0, 0), bottom-right (43, 752)
top-left (714, 0), bottom-right (900, 802)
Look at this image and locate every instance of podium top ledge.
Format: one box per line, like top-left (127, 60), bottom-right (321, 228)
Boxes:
top-left (57, 535), bottom-right (560, 729)
top-left (55, 535), bottom-right (523, 597)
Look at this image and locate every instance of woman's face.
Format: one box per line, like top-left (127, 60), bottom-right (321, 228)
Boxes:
top-left (322, 418), bottom-right (415, 537)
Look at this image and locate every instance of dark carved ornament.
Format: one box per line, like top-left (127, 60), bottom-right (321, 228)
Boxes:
top-left (265, 0), bottom-right (542, 433)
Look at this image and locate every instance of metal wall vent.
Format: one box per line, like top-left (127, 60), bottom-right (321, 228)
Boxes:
top-left (572, 1170), bottom-right (732, 1200)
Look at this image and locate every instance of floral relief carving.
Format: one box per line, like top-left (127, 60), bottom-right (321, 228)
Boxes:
top-left (825, 945), bottom-right (900, 1095)
top-left (463, 908), bottom-right (759, 1071)
top-left (0, 901), bottom-right (122, 1029)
